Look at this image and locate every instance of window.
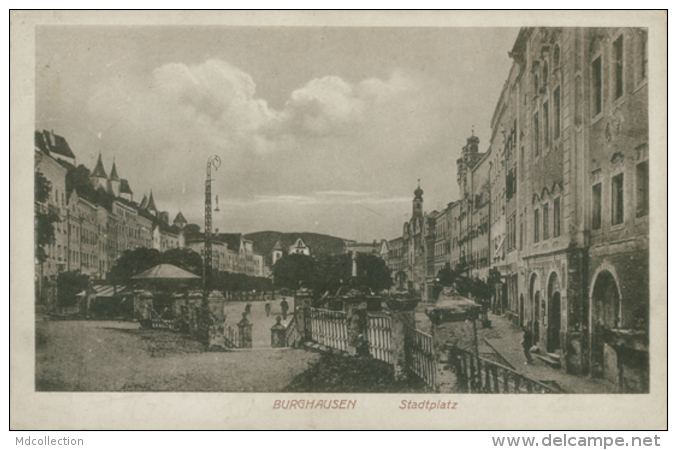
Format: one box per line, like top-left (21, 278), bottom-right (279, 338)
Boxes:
top-left (553, 197), bottom-right (561, 237)
top-left (543, 101), bottom-right (550, 147)
top-left (613, 35), bottom-right (624, 99)
top-left (554, 87), bottom-right (561, 139)
top-left (592, 183), bottom-right (602, 229)
top-left (554, 45), bottom-right (561, 67)
top-left (534, 209), bottom-right (540, 243)
top-left (543, 203), bottom-right (550, 240)
top-left (612, 173), bottom-right (624, 225)
top-left (543, 61), bottom-right (549, 86)
top-left (639, 29), bottom-right (648, 80)
top-left (534, 73), bottom-right (539, 94)
top-left (636, 161), bottom-right (649, 217)
top-left (534, 112), bottom-right (540, 156)
top-left (592, 56), bottom-right (602, 116)
top-left (519, 221), bottom-right (524, 250)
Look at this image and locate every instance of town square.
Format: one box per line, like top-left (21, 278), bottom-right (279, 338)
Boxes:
top-left (32, 24), bottom-right (651, 397)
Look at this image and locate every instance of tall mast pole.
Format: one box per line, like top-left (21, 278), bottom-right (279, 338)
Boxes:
top-left (204, 155), bottom-right (221, 296)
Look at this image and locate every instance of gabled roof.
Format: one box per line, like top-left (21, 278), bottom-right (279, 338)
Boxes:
top-left (131, 264), bottom-right (200, 279)
top-left (35, 130), bottom-right (76, 160)
top-left (272, 240), bottom-right (286, 252)
top-left (139, 194), bottom-right (148, 209)
top-left (214, 233), bottom-right (242, 252)
top-left (119, 179), bottom-right (133, 194)
top-left (109, 161), bottom-right (119, 181)
top-left (91, 153), bottom-right (107, 178)
top-left (173, 211), bottom-right (187, 225)
top-left (146, 190), bottom-right (157, 212)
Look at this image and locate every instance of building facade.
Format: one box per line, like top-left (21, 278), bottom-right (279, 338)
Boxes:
top-left (385, 27), bottom-right (649, 392)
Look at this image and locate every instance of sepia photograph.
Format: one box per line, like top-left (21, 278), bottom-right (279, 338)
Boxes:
top-left (11, 10), bottom-right (667, 430)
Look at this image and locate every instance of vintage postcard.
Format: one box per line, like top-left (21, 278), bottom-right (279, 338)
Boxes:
top-left (10, 10), bottom-right (667, 430)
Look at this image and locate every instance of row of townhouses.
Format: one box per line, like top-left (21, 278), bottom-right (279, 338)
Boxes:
top-left (382, 27), bottom-right (649, 392)
top-left (35, 130), bottom-right (266, 304)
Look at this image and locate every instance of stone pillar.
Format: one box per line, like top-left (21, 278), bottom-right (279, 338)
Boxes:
top-left (238, 312), bottom-right (253, 348)
top-left (345, 298), bottom-right (369, 356)
top-left (133, 290), bottom-right (153, 322)
top-left (187, 291), bottom-right (203, 336)
top-left (207, 290), bottom-right (226, 322)
top-left (270, 316), bottom-right (287, 348)
top-left (293, 288), bottom-right (313, 345)
top-left (390, 310), bottom-right (416, 380)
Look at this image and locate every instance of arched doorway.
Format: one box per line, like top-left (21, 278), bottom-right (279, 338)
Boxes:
top-left (591, 270), bottom-right (621, 382)
top-left (547, 272), bottom-right (561, 353)
top-left (530, 273), bottom-right (540, 344)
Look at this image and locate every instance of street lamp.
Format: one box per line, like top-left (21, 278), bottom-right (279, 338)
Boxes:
top-left (204, 155), bottom-right (221, 296)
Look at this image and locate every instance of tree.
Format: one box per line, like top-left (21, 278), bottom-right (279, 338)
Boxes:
top-left (109, 248), bottom-right (162, 281)
top-left (183, 223), bottom-right (201, 238)
top-left (355, 253), bottom-right (393, 293)
top-left (56, 271), bottom-right (89, 307)
top-left (34, 169), bottom-right (59, 264)
top-left (161, 247), bottom-right (203, 276)
top-left (272, 254), bottom-right (318, 291)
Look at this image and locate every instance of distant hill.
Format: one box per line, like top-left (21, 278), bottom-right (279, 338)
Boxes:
top-left (244, 231), bottom-right (350, 265)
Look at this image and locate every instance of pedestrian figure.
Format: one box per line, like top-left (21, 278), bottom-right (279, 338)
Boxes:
top-left (280, 298), bottom-right (289, 320)
top-left (265, 300), bottom-right (271, 317)
top-left (522, 322), bottom-right (533, 365)
top-left (245, 302), bottom-right (252, 316)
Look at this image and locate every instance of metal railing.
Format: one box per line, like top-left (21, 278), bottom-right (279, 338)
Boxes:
top-left (449, 346), bottom-right (561, 394)
top-left (405, 326), bottom-right (437, 388)
top-left (310, 307), bottom-right (348, 352)
top-left (55, 305), bottom-right (80, 315)
top-left (366, 314), bottom-right (394, 364)
top-left (284, 316), bottom-right (297, 347)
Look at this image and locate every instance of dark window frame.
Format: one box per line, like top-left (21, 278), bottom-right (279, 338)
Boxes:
top-left (612, 173), bottom-right (624, 225)
top-left (592, 56), bottom-right (603, 116)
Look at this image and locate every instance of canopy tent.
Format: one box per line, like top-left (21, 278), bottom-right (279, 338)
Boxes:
top-left (131, 264), bottom-right (201, 280)
top-left (425, 287), bottom-right (482, 325)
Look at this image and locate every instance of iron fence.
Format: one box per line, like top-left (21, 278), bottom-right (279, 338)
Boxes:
top-left (310, 307), bottom-right (349, 352)
top-left (404, 326), bottom-right (437, 388)
top-left (366, 314), bottom-right (394, 364)
top-left (449, 346), bottom-right (561, 393)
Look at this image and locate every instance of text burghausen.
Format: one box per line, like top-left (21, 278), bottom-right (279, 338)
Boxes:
top-left (273, 399), bottom-right (357, 410)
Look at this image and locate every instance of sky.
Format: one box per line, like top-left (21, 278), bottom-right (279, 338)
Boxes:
top-left (36, 26), bottom-right (519, 242)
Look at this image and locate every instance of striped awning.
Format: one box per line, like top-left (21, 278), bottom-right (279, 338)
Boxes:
top-left (76, 285), bottom-right (128, 298)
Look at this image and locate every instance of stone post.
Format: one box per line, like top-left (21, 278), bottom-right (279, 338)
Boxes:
top-left (293, 287), bottom-right (313, 345)
top-left (390, 310), bottom-right (416, 380)
top-left (207, 290), bottom-right (226, 322)
top-left (345, 297), bottom-right (369, 356)
top-left (270, 316), bottom-right (287, 348)
top-left (238, 312), bottom-right (253, 348)
top-left (187, 291), bottom-right (203, 336)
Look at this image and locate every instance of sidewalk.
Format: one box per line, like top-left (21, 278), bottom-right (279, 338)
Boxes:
top-left (482, 313), bottom-right (616, 394)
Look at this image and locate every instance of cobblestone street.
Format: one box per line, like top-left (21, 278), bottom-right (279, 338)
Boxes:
top-left (482, 313), bottom-right (617, 394)
top-left (36, 311), bottom-right (319, 392)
